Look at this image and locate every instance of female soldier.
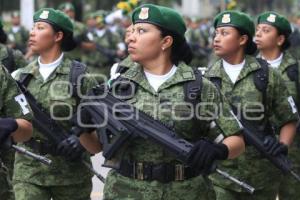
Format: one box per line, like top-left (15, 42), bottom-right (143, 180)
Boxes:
top-left (255, 11), bottom-right (300, 200)
top-left (0, 60), bottom-right (33, 200)
top-left (0, 17), bottom-right (32, 200)
top-left (12, 8), bottom-right (97, 200)
top-left (79, 4), bottom-right (247, 200)
top-left (206, 10), bottom-right (297, 200)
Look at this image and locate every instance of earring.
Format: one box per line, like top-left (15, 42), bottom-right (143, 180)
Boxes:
top-left (162, 47), bottom-right (165, 51)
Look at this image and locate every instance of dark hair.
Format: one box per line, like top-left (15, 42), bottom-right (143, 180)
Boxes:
top-left (235, 27), bottom-right (257, 55)
top-left (49, 23), bottom-right (77, 51)
top-left (0, 28), bottom-right (7, 44)
top-left (157, 26), bottom-right (193, 65)
top-left (277, 29), bottom-right (291, 51)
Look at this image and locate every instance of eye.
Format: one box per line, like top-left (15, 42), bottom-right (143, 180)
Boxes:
top-left (262, 29), bottom-right (269, 33)
top-left (137, 28), bottom-right (146, 34)
top-left (221, 30), bottom-right (228, 36)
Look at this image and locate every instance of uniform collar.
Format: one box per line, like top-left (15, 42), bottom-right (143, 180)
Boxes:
top-left (122, 61), bottom-right (196, 94)
top-left (206, 55), bottom-right (262, 83)
top-left (19, 57), bottom-right (71, 82)
top-left (278, 51), bottom-right (298, 73)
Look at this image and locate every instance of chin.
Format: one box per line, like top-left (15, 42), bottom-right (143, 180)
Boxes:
top-left (129, 54), bottom-right (140, 62)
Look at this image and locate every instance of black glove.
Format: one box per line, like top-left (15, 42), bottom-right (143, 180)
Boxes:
top-left (0, 118), bottom-right (18, 147)
top-left (263, 135), bottom-right (288, 156)
top-left (71, 108), bottom-right (95, 134)
top-left (186, 139), bottom-right (228, 175)
top-left (56, 135), bottom-right (85, 161)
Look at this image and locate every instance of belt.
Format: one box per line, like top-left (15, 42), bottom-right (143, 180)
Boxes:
top-left (24, 138), bottom-right (57, 156)
top-left (116, 160), bottom-right (199, 183)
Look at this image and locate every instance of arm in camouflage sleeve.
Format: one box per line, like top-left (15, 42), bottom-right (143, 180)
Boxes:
top-left (269, 68), bottom-right (297, 146)
top-left (200, 78), bottom-right (245, 159)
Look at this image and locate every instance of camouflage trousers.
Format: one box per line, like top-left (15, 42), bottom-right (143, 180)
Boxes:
top-left (277, 139), bottom-right (300, 200)
top-left (0, 150), bottom-right (15, 200)
top-left (213, 184), bottom-right (279, 200)
top-left (13, 181), bottom-right (92, 200)
top-left (103, 170), bottom-right (216, 200)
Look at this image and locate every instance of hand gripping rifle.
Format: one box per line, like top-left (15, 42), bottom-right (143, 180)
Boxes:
top-left (15, 81), bottom-right (105, 183)
top-left (73, 85), bottom-right (255, 193)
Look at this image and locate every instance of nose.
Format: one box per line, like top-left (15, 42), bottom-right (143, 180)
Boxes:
top-left (213, 33), bottom-right (220, 43)
top-left (29, 28), bottom-right (35, 37)
top-left (127, 31), bottom-right (136, 44)
top-left (255, 30), bottom-right (261, 37)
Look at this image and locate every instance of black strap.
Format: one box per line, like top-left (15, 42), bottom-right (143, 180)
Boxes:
top-left (117, 160), bottom-right (198, 183)
top-left (2, 47), bottom-right (16, 73)
top-left (69, 60), bottom-right (87, 100)
top-left (209, 77), bottom-right (222, 90)
top-left (112, 67), bottom-right (203, 107)
top-left (286, 63), bottom-right (300, 110)
top-left (184, 69), bottom-right (203, 108)
top-left (254, 58), bottom-right (269, 108)
top-left (19, 73), bottom-right (33, 88)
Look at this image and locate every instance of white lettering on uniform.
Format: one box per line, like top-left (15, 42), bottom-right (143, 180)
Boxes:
top-left (14, 94), bottom-right (30, 115)
top-left (288, 96), bottom-right (298, 114)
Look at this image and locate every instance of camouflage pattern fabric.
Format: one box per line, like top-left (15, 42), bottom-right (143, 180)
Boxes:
top-left (213, 184), bottom-right (279, 200)
top-left (185, 28), bottom-right (210, 68)
top-left (205, 55), bottom-right (298, 198)
top-left (82, 28), bottom-right (122, 79)
top-left (13, 57), bottom-right (97, 199)
top-left (14, 181), bottom-right (92, 200)
top-left (0, 43), bottom-right (28, 71)
top-left (6, 26), bottom-right (29, 54)
top-left (103, 61), bottom-right (242, 200)
top-left (64, 20), bottom-right (88, 62)
top-left (0, 64), bottom-right (32, 200)
top-left (267, 51), bottom-right (300, 200)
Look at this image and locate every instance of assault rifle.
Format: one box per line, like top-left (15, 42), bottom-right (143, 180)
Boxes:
top-left (15, 81), bottom-right (105, 183)
top-left (73, 85), bottom-right (255, 193)
top-left (230, 110), bottom-right (300, 182)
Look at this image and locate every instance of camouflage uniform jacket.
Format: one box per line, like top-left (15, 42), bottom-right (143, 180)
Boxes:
top-left (0, 64), bottom-right (31, 199)
top-left (64, 20), bottom-right (88, 61)
top-left (13, 56), bottom-right (98, 186)
top-left (0, 44), bottom-right (27, 72)
top-left (103, 61), bottom-right (242, 199)
top-left (206, 55), bottom-right (298, 191)
top-left (82, 28), bottom-right (122, 70)
top-left (7, 26), bottom-right (29, 54)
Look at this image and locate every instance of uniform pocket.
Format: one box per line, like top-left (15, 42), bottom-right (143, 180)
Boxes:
top-left (49, 98), bottom-right (77, 121)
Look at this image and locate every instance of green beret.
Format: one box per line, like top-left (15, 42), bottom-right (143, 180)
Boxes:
top-left (214, 10), bottom-right (257, 55)
top-left (214, 10), bottom-right (255, 37)
top-left (257, 12), bottom-right (291, 36)
top-left (34, 8), bottom-right (73, 33)
top-left (131, 4), bottom-right (186, 37)
top-left (58, 2), bottom-right (75, 11)
top-left (33, 8), bottom-right (76, 51)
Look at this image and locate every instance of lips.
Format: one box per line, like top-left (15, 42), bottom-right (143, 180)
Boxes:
top-left (213, 44), bottom-right (221, 49)
top-left (127, 46), bottom-right (136, 53)
top-left (28, 40), bottom-right (35, 46)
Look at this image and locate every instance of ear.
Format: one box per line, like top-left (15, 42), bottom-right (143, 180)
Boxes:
top-left (277, 35), bottom-right (285, 46)
top-left (54, 31), bottom-right (64, 43)
top-left (239, 34), bottom-right (248, 46)
top-left (161, 35), bottom-right (173, 51)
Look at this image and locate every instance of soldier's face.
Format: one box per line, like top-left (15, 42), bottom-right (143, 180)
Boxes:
top-left (29, 22), bottom-right (62, 53)
top-left (127, 23), bottom-right (165, 63)
top-left (255, 23), bottom-right (283, 50)
top-left (213, 26), bottom-right (246, 58)
top-left (124, 24), bottom-right (133, 45)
